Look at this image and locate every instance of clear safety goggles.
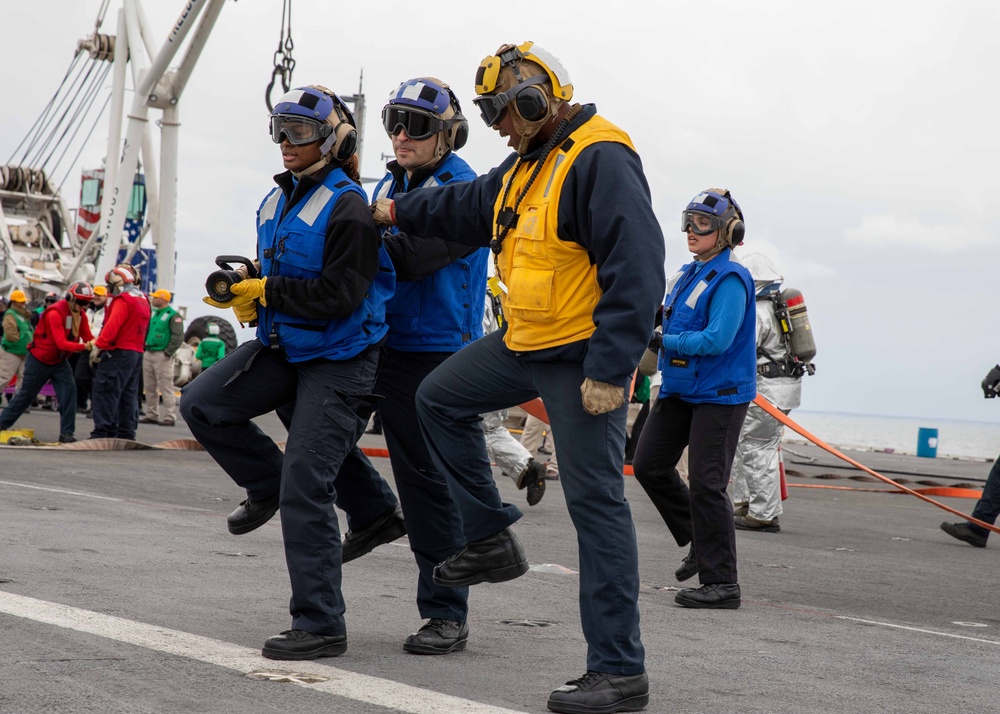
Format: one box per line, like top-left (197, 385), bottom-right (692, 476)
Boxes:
top-left (681, 210), bottom-right (723, 236)
top-left (270, 115), bottom-right (332, 145)
top-left (471, 74), bottom-right (548, 126)
top-left (381, 106), bottom-right (450, 141)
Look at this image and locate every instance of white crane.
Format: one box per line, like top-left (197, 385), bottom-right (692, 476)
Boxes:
top-left (1, 0), bottom-right (366, 303)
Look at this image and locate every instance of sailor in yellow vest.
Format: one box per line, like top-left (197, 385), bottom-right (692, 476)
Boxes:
top-left (372, 42), bottom-right (664, 714)
top-left (140, 289), bottom-right (183, 426)
top-left (1, 290), bottom-right (33, 400)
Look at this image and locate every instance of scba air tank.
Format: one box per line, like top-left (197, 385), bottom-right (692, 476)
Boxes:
top-left (780, 287), bottom-right (816, 364)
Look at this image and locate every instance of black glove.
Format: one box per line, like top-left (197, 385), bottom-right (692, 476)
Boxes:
top-left (983, 364), bottom-right (1000, 398)
top-left (648, 329), bottom-right (663, 353)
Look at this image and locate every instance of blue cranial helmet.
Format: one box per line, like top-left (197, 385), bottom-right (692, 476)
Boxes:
top-left (681, 188), bottom-right (745, 247)
top-left (382, 77), bottom-right (468, 151)
top-left (269, 86), bottom-right (357, 160)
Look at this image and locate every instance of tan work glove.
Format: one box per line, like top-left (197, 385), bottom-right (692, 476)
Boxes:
top-left (371, 198), bottom-right (396, 226)
top-left (89, 348), bottom-right (102, 367)
top-left (228, 277), bottom-right (268, 306)
top-left (580, 377), bottom-right (626, 416)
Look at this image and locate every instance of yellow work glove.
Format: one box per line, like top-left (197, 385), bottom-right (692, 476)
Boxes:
top-left (228, 277), bottom-right (267, 306)
top-left (371, 198), bottom-right (396, 226)
top-left (580, 377), bottom-right (626, 416)
top-left (202, 291), bottom-right (260, 326)
top-left (202, 296), bottom-right (258, 326)
top-left (231, 300), bottom-right (259, 324)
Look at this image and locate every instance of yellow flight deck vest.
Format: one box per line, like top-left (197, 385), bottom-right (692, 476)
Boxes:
top-left (493, 115), bottom-right (634, 352)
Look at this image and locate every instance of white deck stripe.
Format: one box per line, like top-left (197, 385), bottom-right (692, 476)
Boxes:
top-left (838, 616), bottom-right (1000, 646)
top-left (0, 591), bottom-right (528, 714)
top-left (0, 479), bottom-right (121, 501)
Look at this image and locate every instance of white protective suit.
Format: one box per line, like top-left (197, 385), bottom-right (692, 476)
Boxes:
top-left (479, 286), bottom-right (533, 483)
top-left (729, 255), bottom-right (802, 521)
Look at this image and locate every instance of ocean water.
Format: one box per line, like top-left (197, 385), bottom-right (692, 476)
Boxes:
top-left (782, 410), bottom-right (1000, 461)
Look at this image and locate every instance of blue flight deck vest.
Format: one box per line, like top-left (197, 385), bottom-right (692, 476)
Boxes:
top-left (256, 167), bottom-right (395, 363)
top-left (373, 153), bottom-right (488, 352)
top-left (659, 248), bottom-right (756, 404)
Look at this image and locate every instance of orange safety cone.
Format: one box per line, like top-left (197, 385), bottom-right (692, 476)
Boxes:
top-left (778, 445), bottom-right (788, 500)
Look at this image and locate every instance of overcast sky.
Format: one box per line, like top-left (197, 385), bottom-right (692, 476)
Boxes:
top-left (4, 0), bottom-right (999, 425)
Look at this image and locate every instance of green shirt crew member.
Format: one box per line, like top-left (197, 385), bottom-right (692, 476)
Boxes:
top-left (195, 323), bottom-right (226, 369)
top-left (141, 289), bottom-right (184, 426)
top-left (2, 302), bottom-right (33, 355)
top-left (1, 289), bottom-right (34, 395)
top-left (145, 304), bottom-right (184, 355)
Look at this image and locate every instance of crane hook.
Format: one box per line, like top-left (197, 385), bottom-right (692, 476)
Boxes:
top-left (265, 0), bottom-right (295, 112)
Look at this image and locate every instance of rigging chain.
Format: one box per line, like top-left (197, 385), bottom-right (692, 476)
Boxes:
top-left (265, 0), bottom-right (296, 112)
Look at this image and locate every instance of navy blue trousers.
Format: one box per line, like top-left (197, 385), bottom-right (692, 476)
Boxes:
top-left (416, 330), bottom-right (644, 675)
top-left (376, 348), bottom-right (470, 622)
top-left (180, 340), bottom-right (398, 636)
top-left (0, 353), bottom-right (77, 436)
top-left (631, 396), bottom-right (749, 585)
top-left (969, 453), bottom-right (1000, 540)
top-left (90, 350), bottom-right (142, 439)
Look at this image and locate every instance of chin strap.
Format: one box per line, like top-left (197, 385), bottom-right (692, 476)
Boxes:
top-left (294, 156), bottom-right (329, 179)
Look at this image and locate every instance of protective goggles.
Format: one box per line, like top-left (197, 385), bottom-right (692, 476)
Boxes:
top-left (269, 115), bottom-right (332, 145)
top-left (381, 106), bottom-right (450, 140)
top-left (472, 74), bottom-right (548, 126)
top-left (681, 210), bottom-right (723, 236)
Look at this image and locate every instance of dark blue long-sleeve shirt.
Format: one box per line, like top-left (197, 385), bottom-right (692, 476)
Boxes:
top-left (393, 104), bottom-right (666, 386)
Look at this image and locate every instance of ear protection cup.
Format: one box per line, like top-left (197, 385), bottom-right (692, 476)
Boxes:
top-left (318, 97), bottom-right (358, 161)
top-left (449, 111), bottom-right (469, 150)
top-left (719, 189), bottom-right (745, 246)
top-left (440, 86), bottom-right (468, 151)
top-left (727, 218), bottom-right (745, 245)
top-left (331, 118), bottom-right (358, 161)
top-left (512, 85), bottom-right (549, 122)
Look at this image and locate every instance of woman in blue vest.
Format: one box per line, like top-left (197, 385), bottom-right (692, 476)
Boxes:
top-left (632, 188), bottom-right (756, 610)
top-left (182, 85), bottom-right (398, 661)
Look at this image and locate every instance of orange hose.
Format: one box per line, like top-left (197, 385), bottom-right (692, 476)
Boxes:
top-left (754, 394), bottom-right (1000, 534)
top-left (788, 483), bottom-right (983, 499)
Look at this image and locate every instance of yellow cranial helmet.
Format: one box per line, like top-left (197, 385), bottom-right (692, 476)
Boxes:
top-left (473, 41), bottom-right (573, 127)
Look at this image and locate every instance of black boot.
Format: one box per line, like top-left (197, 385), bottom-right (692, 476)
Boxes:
top-left (402, 618), bottom-right (469, 655)
top-left (342, 503), bottom-right (406, 563)
top-left (432, 527), bottom-right (528, 587)
top-left (675, 583), bottom-right (741, 609)
top-left (546, 671), bottom-right (649, 714)
top-left (227, 493), bottom-right (280, 535)
top-left (675, 544), bottom-right (697, 582)
top-left (261, 629), bottom-right (346, 660)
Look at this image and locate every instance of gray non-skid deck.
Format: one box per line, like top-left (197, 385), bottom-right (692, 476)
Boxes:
top-left (1, 408), bottom-right (997, 713)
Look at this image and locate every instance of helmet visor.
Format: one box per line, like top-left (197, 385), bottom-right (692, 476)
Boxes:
top-left (381, 106), bottom-right (448, 141)
top-left (472, 74), bottom-right (548, 126)
top-left (681, 210), bottom-right (723, 236)
top-left (270, 115), bottom-right (331, 145)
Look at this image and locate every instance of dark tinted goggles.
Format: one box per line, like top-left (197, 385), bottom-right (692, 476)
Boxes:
top-left (381, 106), bottom-right (449, 140)
top-left (472, 74), bottom-right (548, 126)
top-left (270, 115), bottom-right (332, 145)
top-left (681, 210), bottom-right (723, 236)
